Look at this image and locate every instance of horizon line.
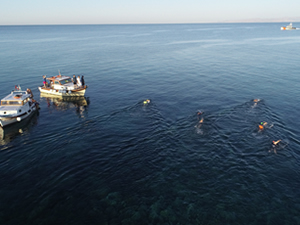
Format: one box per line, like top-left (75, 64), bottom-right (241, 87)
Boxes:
top-left (0, 20), bottom-right (299, 26)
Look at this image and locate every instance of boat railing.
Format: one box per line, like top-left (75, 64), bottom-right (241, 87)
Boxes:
top-left (73, 85), bottom-right (87, 90)
top-left (11, 90), bottom-right (27, 95)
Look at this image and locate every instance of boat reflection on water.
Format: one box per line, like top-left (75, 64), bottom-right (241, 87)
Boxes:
top-left (0, 111), bottom-right (39, 145)
top-left (40, 93), bottom-right (90, 117)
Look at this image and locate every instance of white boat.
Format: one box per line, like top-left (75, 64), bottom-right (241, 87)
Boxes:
top-left (281, 23), bottom-right (296, 30)
top-left (0, 86), bottom-right (39, 127)
top-left (38, 73), bottom-right (87, 97)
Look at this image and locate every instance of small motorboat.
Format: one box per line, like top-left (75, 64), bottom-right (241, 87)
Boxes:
top-left (0, 86), bottom-right (39, 127)
top-left (38, 72), bottom-right (87, 97)
top-left (281, 23), bottom-right (296, 30)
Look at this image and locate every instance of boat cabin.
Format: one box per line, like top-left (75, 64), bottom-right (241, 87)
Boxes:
top-left (45, 75), bottom-right (77, 91)
top-left (1, 92), bottom-right (31, 107)
top-left (47, 75), bottom-right (73, 85)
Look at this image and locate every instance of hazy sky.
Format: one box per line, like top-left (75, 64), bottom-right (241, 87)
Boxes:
top-left (1, 0), bottom-right (300, 25)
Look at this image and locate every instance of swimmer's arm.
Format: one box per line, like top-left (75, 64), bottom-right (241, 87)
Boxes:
top-left (273, 140), bottom-right (281, 145)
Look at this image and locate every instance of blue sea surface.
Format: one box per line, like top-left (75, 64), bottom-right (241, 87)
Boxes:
top-left (0, 23), bottom-right (300, 224)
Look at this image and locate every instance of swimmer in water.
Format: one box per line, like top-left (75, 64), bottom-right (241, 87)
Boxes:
top-left (197, 110), bottom-right (203, 120)
top-left (258, 121), bottom-right (268, 131)
top-left (196, 117), bottom-right (204, 128)
top-left (143, 99), bottom-right (150, 105)
top-left (272, 140), bottom-right (281, 146)
top-left (270, 140), bottom-right (281, 154)
top-left (252, 99), bottom-right (260, 108)
top-left (195, 110), bottom-right (204, 129)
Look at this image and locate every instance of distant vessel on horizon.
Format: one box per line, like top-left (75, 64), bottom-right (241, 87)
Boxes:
top-left (281, 23), bottom-right (296, 30)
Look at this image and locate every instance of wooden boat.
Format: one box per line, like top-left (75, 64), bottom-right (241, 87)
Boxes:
top-left (38, 73), bottom-right (87, 97)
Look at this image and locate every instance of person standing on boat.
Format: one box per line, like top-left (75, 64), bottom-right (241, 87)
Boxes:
top-left (77, 75), bottom-right (82, 87)
top-left (27, 88), bottom-right (33, 97)
top-left (43, 75), bottom-right (47, 87)
top-left (73, 75), bottom-right (77, 88)
top-left (81, 75), bottom-right (85, 87)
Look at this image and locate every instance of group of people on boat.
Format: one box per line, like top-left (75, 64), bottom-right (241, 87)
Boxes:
top-left (42, 74), bottom-right (85, 88)
top-left (2, 72), bottom-right (88, 128)
top-left (73, 75), bottom-right (85, 87)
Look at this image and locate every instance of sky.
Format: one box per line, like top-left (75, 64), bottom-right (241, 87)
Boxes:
top-left (1, 0), bottom-right (300, 25)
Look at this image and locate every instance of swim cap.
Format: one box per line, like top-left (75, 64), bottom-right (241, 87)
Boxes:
top-left (259, 125), bottom-right (264, 130)
top-left (261, 122), bottom-right (263, 125)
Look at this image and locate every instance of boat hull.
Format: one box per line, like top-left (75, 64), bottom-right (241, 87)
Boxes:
top-left (0, 104), bottom-right (38, 127)
top-left (0, 112), bottom-right (39, 143)
top-left (281, 27), bottom-right (296, 30)
top-left (38, 86), bottom-right (87, 97)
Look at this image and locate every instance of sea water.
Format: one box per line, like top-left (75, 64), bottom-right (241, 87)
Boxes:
top-left (0, 23), bottom-right (300, 224)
